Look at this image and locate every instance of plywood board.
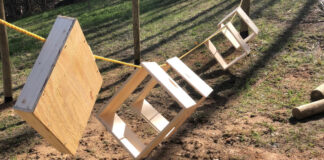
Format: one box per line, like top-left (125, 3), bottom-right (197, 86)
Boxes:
top-left (14, 16), bottom-right (102, 155)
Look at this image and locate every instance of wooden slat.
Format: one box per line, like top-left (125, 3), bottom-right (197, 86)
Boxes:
top-left (236, 7), bottom-right (259, 34)
top-left (141, 62), bottom-right (196, 109)
top-left (136, 108), bottom-right (191, 159)
top-left (132, 99), bottom-right (169, 132)
top-left (221, 24), bottom-right (241, 49)
top-left (14, 17), bottom-right (103, 155)
top-left (166, 57), bottom-right (213, 98)
top-left (99, 68), bottom-right (148, 117)
top-left (225, 22), bottom-right (251, 53)
top-left (99, 113), bottom-right (146, 157)
top-left (204, 40), bottom-right (228, 69)
top-left (217, 7), bottom-right (238, 27)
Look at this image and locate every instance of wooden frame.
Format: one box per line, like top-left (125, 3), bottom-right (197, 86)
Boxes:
top-left (205, 6), bottom-right (259, 70)
top-left (14, 16), bottom-right (103, 155)
top-left (98, 57), bottom-right (213, 159)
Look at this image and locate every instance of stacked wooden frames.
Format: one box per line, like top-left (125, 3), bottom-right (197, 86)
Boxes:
top-left (14, 16), bottom-right (103, 155)
top-left (98, 57), bottom-right (213, 159)
top-left (205, 6), bottom-right (259, 70)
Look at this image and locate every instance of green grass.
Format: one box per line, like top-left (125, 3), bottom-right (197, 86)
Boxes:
top-left (0, 0), bottom-right (324, 159)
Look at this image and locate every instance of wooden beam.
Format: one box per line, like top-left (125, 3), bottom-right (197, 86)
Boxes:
top-left (292, 99), bottom-right (324, 120)
top-left (240, 0), bottom-right (250, 38)
top-left (0, 0), bottom-right (13, 102)
top-left (311, 83), bottom-right (324, 101)
top-left (132, 0), bottom-right (141, 65)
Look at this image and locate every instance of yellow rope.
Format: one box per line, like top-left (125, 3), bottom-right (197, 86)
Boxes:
top-left (0, 19), bottom-right (46, 42)
top-left (0, 18), bottom-right (141, 68)
top-left (93, 55), bottom-right (141, 68)
top-left (177, 0), bottom-right (244, 61)
top-left (0, 0), bottom-right (243, 69)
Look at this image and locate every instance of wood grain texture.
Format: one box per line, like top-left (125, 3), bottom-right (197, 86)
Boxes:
top-left (14, 16), bottom-right (102, 155)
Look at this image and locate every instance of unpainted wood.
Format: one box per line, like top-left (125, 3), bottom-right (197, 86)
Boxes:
top-left (14, 17), bottom-right (102, 155)
top-left (133, 99), bottom-right (169, 132)
top-left (204, 40), bottom-right (228, 69)
top-left (236, 7), bottom-right (259, 34)
top-left (132, 0), bottom-right (141, 65)
top-left (15, 110), bottom-right (70, 154)
top-left (292, 99), bottom-right (324, 120)
top-left (98, 113), bottom-right (146, 157)
top-left (14, 17), bottom-right (75, 112)
top-left (0, 0), bottom-right (13, 101)
top-left (221, 24), bottom-right (241, 49)
top-left (166, 57), bottom-right (213, 97)
top-left (99, 68), bottom-right (148, 117)
top-left (142, 62), bottom-right (196, 109)
top-left (240, 0), bottom-right (250, 38)
top-left (311, 83), bottom-right (324, 101)
top-left (225, 22), bottom-right (251, 53)
top-left (99, 59), bottom-right (212, 159)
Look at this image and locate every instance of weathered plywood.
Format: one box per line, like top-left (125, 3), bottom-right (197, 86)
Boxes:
top-left (14, 16), bottom-right (102, 155)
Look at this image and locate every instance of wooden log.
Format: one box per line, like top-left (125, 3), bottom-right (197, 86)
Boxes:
top-left (240, 0), bottom-right (250, 38)
top-left (132, 0), bottom-right (141, 65)
top-left (0, 0), bottom-right (13, 102)
top-left (310, 83), bottom-right (324, 101)
top-left (292, 99), bottom-right (324, 120)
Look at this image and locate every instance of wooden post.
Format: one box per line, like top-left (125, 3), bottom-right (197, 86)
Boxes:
top-left (292, 99), bottom-right (324, 120)
top-left (311, 83), bottom-right (324, 101)
top-left (0, 0), bottom-right (13, 102)
top-left (132, 0), bottom-right (141, 65)
top-left (240, 0), bottom-right (250, 38)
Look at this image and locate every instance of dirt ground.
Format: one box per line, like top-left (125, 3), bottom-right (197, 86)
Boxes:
top-left (1, 0), bottom-right (324, 160)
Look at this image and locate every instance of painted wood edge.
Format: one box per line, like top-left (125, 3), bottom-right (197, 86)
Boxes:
top-left (14, 16), bottom-right (76, 112)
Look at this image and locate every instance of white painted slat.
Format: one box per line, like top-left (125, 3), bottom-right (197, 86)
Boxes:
top-left (101, 113), bottom-right (146, 158)
top-left (166, 57), bottom-right (213, 98)
top-left (141, 62), bottom-right (196, 109)
top-left (225, 22), bottom-right (251, 53)
top-left (204, 40), bottom-right (228, 69)
top-left (221, 24), bottom-right (241, 49)
top-left (132, 99), bottom-right (169, 132)
top-left (236, 7), bottom-right (259, 34)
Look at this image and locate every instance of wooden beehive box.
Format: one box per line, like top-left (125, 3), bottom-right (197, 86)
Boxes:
top-left (14, 16), bottom-right (102, 155)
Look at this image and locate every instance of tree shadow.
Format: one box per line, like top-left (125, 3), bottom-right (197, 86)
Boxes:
top-left (0, 127), bottom-right (38, 156)
top-left (98, 0), bottom-right (238, 74)
top-left (148, 0), bottom-right (317, 159)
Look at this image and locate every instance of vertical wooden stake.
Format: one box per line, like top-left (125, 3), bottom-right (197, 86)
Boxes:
top-left (0, 0), bottom-right (13, 103)
top-left (240, 0), bottom-right (250, 38)
top-left (132, 0), bottom-right (141, 65)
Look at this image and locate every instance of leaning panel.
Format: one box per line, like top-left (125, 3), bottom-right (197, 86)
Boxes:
top-left (14, 16), bottom-right (102, 155)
